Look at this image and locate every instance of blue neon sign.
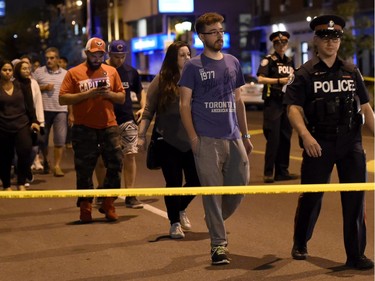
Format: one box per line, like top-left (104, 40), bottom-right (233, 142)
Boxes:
top-left (131, 34), bottom-right (176, 53)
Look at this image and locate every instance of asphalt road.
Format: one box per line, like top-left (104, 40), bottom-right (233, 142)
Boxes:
top-left (0, 109), bottom-right (373, 281)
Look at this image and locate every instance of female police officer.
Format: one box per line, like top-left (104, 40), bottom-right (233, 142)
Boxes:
top-left (284, 15), bottom-right (374, 270)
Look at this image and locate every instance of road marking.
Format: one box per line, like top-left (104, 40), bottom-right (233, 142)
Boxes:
top-left (119, 196), bottom-right (168, 219)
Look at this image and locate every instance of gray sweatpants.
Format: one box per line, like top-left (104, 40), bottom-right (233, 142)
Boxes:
top-left (194, 136), bottom-right (250, 246)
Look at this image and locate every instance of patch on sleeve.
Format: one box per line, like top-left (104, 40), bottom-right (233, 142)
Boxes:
top-left (287, 74), bottom-right (295, 85)
top-left (260, 59), bottom-right (269, 66)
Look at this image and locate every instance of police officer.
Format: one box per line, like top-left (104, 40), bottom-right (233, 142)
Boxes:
top-left (257, 31), bottom-right (298, 183)
top-left (284, 15), bottom-right (374, 270)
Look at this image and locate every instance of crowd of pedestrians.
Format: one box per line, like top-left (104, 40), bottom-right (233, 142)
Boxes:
top-left (0, 12), bottom-right (373, 270)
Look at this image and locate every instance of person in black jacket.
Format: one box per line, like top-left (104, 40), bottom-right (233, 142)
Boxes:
top-left (284, 15), bottom-right (374, 270)
top-left (0, 60), bottom-right (39, 191)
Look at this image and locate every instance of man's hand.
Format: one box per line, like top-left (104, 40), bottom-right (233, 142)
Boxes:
top-left (302, 134), bottom-right (322, 157)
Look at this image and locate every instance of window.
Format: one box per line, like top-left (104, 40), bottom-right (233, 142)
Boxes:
top-left (301, 42), bottom-right (309, 64)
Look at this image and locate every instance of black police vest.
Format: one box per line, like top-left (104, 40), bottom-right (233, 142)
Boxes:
top-left (302, 60), bottom-right (362, 140)
top-left (262, 54), bottom-right (294, 100)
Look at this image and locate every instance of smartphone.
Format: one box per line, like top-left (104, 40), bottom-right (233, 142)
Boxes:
top-left (97, 81), bottom-right (107, 88)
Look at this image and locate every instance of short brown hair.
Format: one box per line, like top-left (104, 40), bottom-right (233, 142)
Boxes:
top-left (194, 12), bottom-right (224, 34)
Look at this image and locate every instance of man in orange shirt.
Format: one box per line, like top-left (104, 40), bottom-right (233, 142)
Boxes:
top-left (59, 37), bottom-right (125, 223)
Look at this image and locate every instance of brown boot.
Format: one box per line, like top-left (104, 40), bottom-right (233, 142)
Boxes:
top-left (79, 201), bottom-right (92, 223)
top-left (99, 197), bottom-right (118, 221)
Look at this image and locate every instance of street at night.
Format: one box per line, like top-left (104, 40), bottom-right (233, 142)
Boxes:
top-left (0, 109), bottom-right (373, 281)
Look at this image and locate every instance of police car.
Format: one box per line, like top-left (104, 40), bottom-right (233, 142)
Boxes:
top-left (240, 75), bottom-right (264, 109)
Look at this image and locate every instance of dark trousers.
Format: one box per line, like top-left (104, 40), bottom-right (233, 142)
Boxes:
top-left (159, 140), bottom-right (199, 225)
top-left (0, 126), bottom-right (33, 188)
top-left (263, 98), bottom-right (292, 177)
top-left (72, 125), bottom-right (123, 206)
top-left (293, 137), bottom-right (367, 261)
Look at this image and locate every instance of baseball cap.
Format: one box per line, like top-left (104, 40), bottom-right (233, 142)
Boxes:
top-left (85, 37), bottom-right (106, 53)
top-left (310, 15), bottom-right (345, 38)
top-left (108, 40), bottom-right (128, 54)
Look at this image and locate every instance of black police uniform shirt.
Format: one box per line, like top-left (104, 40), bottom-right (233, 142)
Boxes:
top-left (257, 52), bottom-right (294, 99)
top-left (283, 56), bottom-right (369, 138)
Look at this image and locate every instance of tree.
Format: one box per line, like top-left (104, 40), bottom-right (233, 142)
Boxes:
top-left (336, 0), bottom-right (374, 61)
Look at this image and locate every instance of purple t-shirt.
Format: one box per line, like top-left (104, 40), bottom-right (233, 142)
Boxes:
top-left (179, 53), bottom-right (245, 139)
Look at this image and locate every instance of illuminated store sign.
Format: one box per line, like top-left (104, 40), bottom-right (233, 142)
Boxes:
top-left (131, 34), bottom-right (176, 53)
top-left (0, 1), bottom-right (5, 17)
top-left (131, 33), bottom-right (230, 53)
top-left (158, 0), bottom-right (194, 13)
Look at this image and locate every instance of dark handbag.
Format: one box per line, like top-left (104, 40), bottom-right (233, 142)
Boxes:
top-left (146, 126), bottom-right (162, 170)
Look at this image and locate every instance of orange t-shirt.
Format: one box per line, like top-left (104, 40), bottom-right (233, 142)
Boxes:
top-left (60, 62), bottom-right (124, 129)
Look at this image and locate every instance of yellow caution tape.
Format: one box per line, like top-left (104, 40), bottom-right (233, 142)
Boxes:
top-left (0, 183), bottom-right (373, 199)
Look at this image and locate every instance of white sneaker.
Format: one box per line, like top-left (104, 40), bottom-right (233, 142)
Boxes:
top-left (169, 222), bottom-right (185, 239)
top-left (179, 210), bottom-right (191, 230)
top-left (33, 161), bottom-right (44, 171)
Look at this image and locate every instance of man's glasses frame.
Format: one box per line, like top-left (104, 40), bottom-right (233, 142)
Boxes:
top-left (200, 30), bottom-right (225, 36)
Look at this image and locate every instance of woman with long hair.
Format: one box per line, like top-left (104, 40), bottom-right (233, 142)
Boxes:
top-left (0, 60), bottom-right (39, 191)
top-left (138, 41), bottom-right (200, 239)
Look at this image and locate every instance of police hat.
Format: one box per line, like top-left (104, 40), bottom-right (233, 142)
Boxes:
top-left (269, 31), bottom-right (290, 42)
top-left (310, 15), bottom-right (345, 37)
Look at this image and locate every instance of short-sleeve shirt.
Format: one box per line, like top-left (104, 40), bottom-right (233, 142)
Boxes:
top-left (33, 66), bottom-right (68, 112)
top-left (113, 63), bottom-right (142, 124)
top-left (257, 52), bottom-right (294, 97)
top-left (178, 53), bottom-right (245, 140)
top-left (284, 56), bottom-right (369, 108)
top-left (59, 62), bottom-right (124, 129)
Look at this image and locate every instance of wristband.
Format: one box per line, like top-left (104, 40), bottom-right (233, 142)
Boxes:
top-left (242, 134), bottom-right (251, 139)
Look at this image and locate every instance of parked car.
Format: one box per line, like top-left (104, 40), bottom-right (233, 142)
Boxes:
top-left (240, 75), bottom-right (264, 109)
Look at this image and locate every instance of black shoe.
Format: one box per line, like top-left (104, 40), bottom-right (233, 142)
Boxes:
top-left (125, 196), bottom-right (144, 209)
top-left (43, 161), bottom-right (50, 174)
top-left (263, 176), bottom-right (274, 183)
top-left (211, 245), bottom-right (230, 265)
top-left (275, 173), bottom-right (299, 181)
top-left (291, 245), bottom-right (308, 260)
top-left (346, 256), bottom-right (374, 270)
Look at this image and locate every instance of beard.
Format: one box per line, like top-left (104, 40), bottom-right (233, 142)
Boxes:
top-left (87, 60), bottom-right (102, 70)
top-left (205, 39), bottom-right (223, 52)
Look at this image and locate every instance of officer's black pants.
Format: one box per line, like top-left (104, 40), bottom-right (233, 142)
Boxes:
top-left (263, 98), bottom-right (292, 176)
top-left (293, 137), bottom-right (367, 262)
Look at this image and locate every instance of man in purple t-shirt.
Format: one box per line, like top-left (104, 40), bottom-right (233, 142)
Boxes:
top-left (179, 12), bottom-right (253, 266)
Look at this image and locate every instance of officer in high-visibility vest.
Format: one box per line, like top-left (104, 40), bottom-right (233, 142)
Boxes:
top-left (284, 14), bottom-right (375, 270)
top-left (257, 31), bottom-right (298, 183)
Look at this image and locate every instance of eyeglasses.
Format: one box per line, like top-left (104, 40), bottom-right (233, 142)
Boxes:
top-left (318, 35), bottom-right (341, 43)
top-left (200, 30), bottom-right (225, 36)
top-left (273, 39), bottom-right (288, 45)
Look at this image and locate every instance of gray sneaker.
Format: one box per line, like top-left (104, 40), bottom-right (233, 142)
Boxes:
top-left (179, 210), bottom-right (191, 230)
top-left (170, 222), bottom-right (185, 239)
top-left (125, 196), bottom-right (144, 209)
top-left (211, 245), bottom-right (230, 265)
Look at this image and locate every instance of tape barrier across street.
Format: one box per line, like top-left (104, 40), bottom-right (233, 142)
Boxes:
top-left (0, 183), bottom-right (374, 199)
